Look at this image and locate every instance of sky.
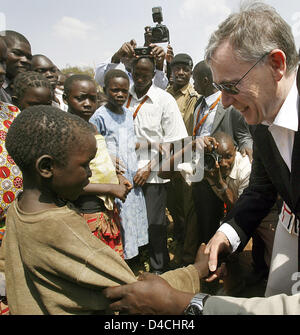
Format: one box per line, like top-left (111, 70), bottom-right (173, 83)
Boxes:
top-left (1, 0), bottom-right (300, 71)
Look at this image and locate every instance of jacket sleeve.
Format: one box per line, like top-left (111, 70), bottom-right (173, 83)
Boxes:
top-left (204, 293), bottom-right (300, 315)
top-left (223, 139), bottom-right (278, 250)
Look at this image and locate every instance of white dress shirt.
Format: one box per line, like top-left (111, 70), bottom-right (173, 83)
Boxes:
top-left (126, 84), bottom-right (188, 184)
top-left (193, 91), bottom-right (221, 136)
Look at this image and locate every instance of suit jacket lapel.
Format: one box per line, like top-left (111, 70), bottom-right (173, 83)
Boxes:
top-left (254, 125), bottom-right (292, 205)
top-left (210, 103), bottom-right (225, 135)
top-left (290, 98), bottom-right (300, 208)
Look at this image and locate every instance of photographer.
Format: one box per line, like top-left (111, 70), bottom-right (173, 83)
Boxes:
top-left (204, 132), bottom-right (250, 213)
top-left (94, 39), bottom-right (168, 89)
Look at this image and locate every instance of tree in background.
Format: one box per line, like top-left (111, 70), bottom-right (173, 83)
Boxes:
top-left (61, 65), bottom-right (95, 79)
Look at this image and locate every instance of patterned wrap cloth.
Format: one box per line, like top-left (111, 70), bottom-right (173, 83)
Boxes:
top-left (0, 102), bottom-right (23, 247)
top-left (84, 134), bottom-right (123, 258)
top-left (0, 102), bottom-right (22, 315)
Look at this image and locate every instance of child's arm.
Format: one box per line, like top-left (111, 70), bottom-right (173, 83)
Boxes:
top-left (82, 183), bottom-right (130, 203)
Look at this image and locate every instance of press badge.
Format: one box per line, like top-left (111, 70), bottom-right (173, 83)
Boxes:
top-left (279, 202), bottom-right (299, 237)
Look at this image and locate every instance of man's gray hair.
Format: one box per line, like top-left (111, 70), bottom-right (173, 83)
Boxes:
top-left (205, 2), bottom-right (299, 74)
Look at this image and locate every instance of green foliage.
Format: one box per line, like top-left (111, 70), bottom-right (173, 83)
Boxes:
top-left (60, 65), bottom-right (95, 78)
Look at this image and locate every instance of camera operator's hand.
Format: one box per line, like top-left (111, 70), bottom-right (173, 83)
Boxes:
top-left (203, 136), bottom-right (218, 152)
top-left (111, 39), bottom-right (137, 64)
top-left (149, 43), bottom-right (165, 70)
top-left (205, 160), bottom-right (224, 188)
top-left (165, 44), bottom-right (174, 64)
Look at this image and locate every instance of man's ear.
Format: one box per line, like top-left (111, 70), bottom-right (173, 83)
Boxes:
top-left (268, 49), bottom-right (286, 81)
top-left (62, 93), bottom-right (68, 105)
top-left (11, 95), bottom-right (19, 107)
top-left (35, 155), bottom-right (55, 179)
top-left (203, 76), bottom-right (209, 86)
top-left (297, 63), bottom-right (300, 96)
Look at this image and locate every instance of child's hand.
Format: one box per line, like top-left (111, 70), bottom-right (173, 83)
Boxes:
top-left (112, 184), bottom-right (130, 203)
top-left (118, 174), bottom-right (133, 191)
top-left (193, 244), bottom-right (210, 280)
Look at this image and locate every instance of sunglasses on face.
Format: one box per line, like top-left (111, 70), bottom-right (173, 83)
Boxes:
top-left (212, 52), bottom-right (269, 95)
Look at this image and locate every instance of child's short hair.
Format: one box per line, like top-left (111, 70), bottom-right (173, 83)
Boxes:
top-left (13, 71), bottom-right (54, 101)
top-left (6, 105), bottom-right (94, 173)
top-left (104, 69), bottom-right (129, 89)
top-left (64, 74), bottom-right (95, 96)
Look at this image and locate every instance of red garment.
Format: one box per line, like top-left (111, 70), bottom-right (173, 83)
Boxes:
top-left (83, 204), bottom-right (124, 258)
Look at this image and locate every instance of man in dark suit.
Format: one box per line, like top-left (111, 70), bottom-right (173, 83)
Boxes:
top-left (185, 61), bottom-right (253, 259)
top-left (204, 3), bottom-right (300, 298)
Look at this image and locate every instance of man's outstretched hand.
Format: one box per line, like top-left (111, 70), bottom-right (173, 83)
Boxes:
top-left (103, 245), bottom-right (211, 315)
top-left (103, 272), bottom-right (194, 315)
top-left (204, 231), bottom-right (231, 282)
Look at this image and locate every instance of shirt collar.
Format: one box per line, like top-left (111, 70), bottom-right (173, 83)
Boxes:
top-left (262, 79), bottom-right (298, 131)
top-left (130, 84), bottom-right (156, 104)
top-left (178, 83), bottom-right (190, 95)
top-left (205, 91), bottom-right (221, 109)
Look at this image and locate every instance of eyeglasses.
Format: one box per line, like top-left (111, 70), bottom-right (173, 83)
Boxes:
top-left (212, 52), bottom-right (269, 95)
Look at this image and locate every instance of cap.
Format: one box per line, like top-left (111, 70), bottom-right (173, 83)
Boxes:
top-left (170, 53), bottom-right (193, 68)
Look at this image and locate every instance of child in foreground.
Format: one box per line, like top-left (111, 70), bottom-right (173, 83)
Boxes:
top-left (2, 105), bottom-right (207, 314)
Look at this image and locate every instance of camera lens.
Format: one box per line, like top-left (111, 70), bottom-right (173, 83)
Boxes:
top-left (152, 27), bottom-right (164, 40)
top-left (204, 153), bottom-right (216, 171)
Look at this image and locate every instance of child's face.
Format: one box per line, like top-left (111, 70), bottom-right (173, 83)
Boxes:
top-left (51, 133), bottom-right (96, 201)
top-left (66, 80), bottom-right (97, 122)
top-left (17, 86), bottom-right (53, 110)
top-left (106, 77), bottom-right (129, 107)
